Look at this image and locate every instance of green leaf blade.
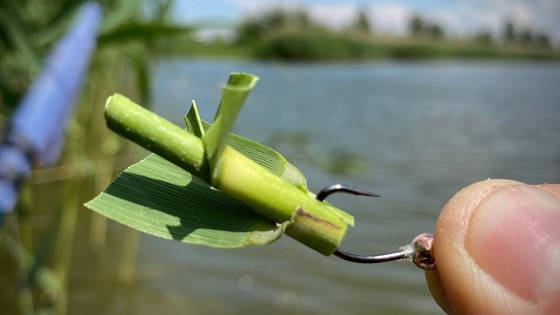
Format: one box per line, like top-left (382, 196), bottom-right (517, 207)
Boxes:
top-left (203, 73), bottom-right (259, 169)
top-left (185, 100), bottom-right (205, 137)
top-left (85, 154), bottom-right (282, 248)
top-left (201, 121), bottom-right (308, 192)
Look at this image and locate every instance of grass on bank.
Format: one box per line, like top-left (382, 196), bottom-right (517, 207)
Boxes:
top-left (160, 30), bottom-right (560, 61)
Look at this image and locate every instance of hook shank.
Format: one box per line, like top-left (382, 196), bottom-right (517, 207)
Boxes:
top-left (333, 248), bottom-right (408, 263)
top-left (316, 184), bottom-right (379, 201)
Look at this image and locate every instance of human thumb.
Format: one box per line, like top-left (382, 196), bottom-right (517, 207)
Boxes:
top-left (426, 179), bottom-right (560, 315)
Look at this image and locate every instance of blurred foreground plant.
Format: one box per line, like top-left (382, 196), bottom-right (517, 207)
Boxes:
top-left (0, 1), bottom-right (193, 314)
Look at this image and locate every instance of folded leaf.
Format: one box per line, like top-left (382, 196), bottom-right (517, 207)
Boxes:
top-left (184, 100), bottom-right (205, 137)
top-left (200, 121), bottom-right (308, 192)
top-left (203, 73), bottom-right (259, 170)
top-left (185, 98), bottom-right (308, 193)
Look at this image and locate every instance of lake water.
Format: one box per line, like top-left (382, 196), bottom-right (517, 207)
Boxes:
top-left (84, 60), bottom-right (560, 314)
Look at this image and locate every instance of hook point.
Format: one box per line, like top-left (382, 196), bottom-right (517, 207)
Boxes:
top-left (316, 184), bottom-right (380, 201)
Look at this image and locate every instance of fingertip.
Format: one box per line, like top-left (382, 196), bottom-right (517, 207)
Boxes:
top-left (430, 179), bottom-right (560, 314)
top-left (426, 271), bottom-right (452, 314)
top-left (466, 185), bottom-right (560, 301)
top-left (435, 179), bottom-right (520, 245)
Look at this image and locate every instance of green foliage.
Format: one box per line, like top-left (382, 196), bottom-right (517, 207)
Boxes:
top-left (474, 31), bottom-right (493, 45)
top-left (351, 10), bottom-right (371, 34)
top-left (97, 21), bottom-right (192, 46)
top-left (0, 0), bottom-right (191, 114)
top-left (425, 24), bottom-right (444, 39)
top-left (203, 73), bottom-right (259, 171)
top-left (409, 15), bottom-right (424, 37)
top-left (503, 20), bottom-right (516, 42)
top-left (408, 15), bottom-right (444, 39)
top-left (256, 31), bottom-right (385, 60)
top-left (96, 75), bottom-right (354, 255)
top-left (241, 29), bottom-right (559, 61)
top-left (501, 20), bottom-right (551, 49)
top-left (200, 121), bottom-right (307, 191)
top-left (86, 154), bottom-right (283, 248)
top-left (185, 100), bottom-right (205, 138)
top-left (158, 8), bottom-right (558, 61)
top-left (535, 34), bottom-right (551, 48)
top-left (0, 0), bottom-right (191, 312)
top-left (236, 8), bottom-right (317, 45)
top-left (519, 29), bottom-right (534, 46)
top-left (87, 108), bottom-right (312, 248)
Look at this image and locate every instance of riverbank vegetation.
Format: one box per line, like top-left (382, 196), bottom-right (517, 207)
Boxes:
top-left (162, 8), bottom-right (559, 61)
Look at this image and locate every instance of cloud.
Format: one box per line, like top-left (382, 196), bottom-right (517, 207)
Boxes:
top-left (464, 0), bottom-right (560, 43)
top-left (370, 3), bottom-right (410, 35)
top-left (232, 0), bottom-right (357, 28)
top-left (232, 1), bottom-right (409, 32)
top-left (307, 4), bottom-right (357, 29)
top-left (231, 0), bottom-right (300, 17)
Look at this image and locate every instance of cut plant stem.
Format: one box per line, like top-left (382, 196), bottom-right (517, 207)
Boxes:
top-left (214, 146), bottom-right (348, 254)
top-left (104, 94), bottom-right (352, 255)
top-left (105, 94), bottom-right (207, 178)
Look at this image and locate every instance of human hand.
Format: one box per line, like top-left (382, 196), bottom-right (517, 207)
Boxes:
top-left (426, 180), bottom-right (560, 315)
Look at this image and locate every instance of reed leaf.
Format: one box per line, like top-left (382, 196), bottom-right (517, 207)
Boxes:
top-left (185, 100), bottom-right (205, 137)
top-left (203, 73), bottom-right (259, 170)
top-left (91, 73), bottom-right (354, 254)
top-left (98, 21), bottom-right (192, 46)
top-left (84, 139), bottom-right (302, 248)
top-left (86, 111), bottom-right (315, 248)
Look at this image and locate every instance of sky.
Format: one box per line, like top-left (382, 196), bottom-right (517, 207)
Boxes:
top-left (173, 0), bottom-right (560, 43)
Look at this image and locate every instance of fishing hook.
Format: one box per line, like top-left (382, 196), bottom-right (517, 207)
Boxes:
top-left (316, 184), bottom-right (436, 271)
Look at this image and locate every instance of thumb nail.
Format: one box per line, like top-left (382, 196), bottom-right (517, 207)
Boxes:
top-left (465, 185), bottom-right (560, 302)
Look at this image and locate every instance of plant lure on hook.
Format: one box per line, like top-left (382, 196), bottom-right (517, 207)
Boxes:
top-left (86, 72), bottom-right (435, 271)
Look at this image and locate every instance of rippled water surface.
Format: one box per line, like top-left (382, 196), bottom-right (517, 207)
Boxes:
top-left (78, 60), bottom-right (560, 314)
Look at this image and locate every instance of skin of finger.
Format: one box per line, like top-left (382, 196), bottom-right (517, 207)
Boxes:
top-left (426, 271), bottom-right (451, 313)
top-left (426, 179), bottom-right (560, 315)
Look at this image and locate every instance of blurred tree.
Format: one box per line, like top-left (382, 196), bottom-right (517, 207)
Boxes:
top-left (236, 8), bottom-right (316, 44)
top-left (518, 29), bottom-right (534, 46)
top-left (503, 20), bottom-right (516, 42)
top-left (264, 9), bottom-right (289, 30)
top-left (142, 0), bottom-right (173, 21)
top-left (351, 9), bottom-right (371, 34)
top-left (407, 15), bottom-right (443, 39)
top-left (236, 19), bottom-right (266, 44)
top-left (425, 24), bottom-right (444, 39)
top-left (294, 9), bottom-right (310, 29)
top-left (474, 30), bottom-right (493, 45)
top-left (409, 15), bottom-right (424, 37)
top-left (236, 9), bottom-right (287, 44)
top-left (535, 33), bottom-right (551, 49)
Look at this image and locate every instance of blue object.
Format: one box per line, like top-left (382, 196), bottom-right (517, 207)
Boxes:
top-left (0, 2), bottom-right (102, 216)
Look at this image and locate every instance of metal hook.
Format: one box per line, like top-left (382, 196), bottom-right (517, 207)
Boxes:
top-left (316, 184), bottom-right (436, 270)
top-left (316, 184), bottom-right (380, 201)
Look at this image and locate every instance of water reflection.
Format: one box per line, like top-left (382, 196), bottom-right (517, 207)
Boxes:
top-left (264, 130), bottom-right (369, 176)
